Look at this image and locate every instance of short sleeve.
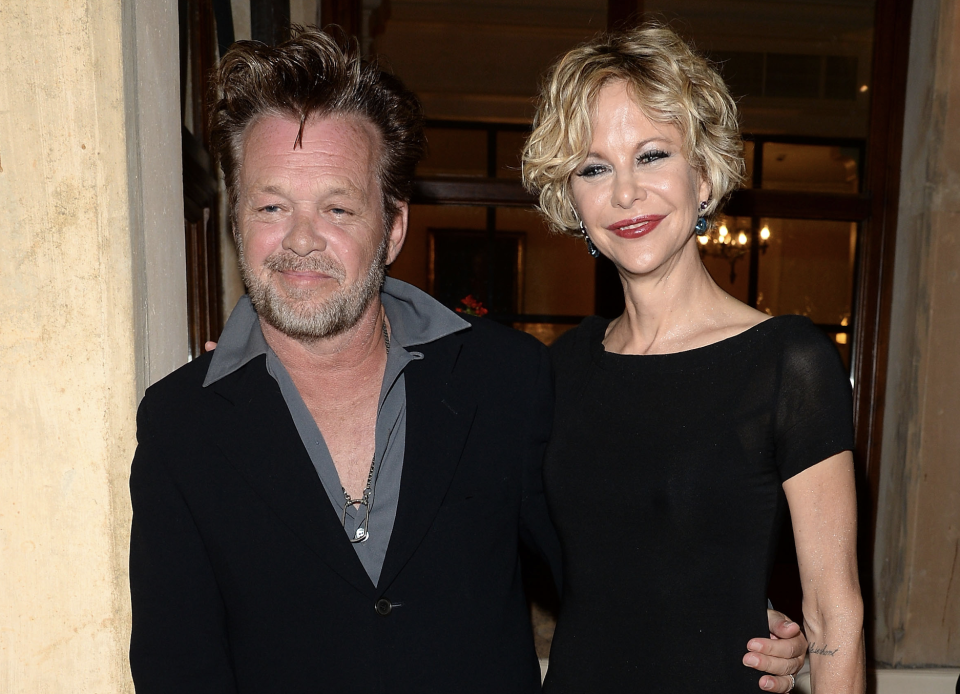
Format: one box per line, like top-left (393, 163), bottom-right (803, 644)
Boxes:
top-left (773, 319), bottom-right (855, 481)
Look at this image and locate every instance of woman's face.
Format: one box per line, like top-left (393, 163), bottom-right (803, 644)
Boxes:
top-left (570, 80), bottom-right (709, 277)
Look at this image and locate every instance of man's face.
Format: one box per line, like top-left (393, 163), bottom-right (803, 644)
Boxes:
top-left (235, 113), bottom-right (407, 341)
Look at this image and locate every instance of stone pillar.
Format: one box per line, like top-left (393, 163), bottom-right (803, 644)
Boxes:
top-left (0, 0), bottom-right (185, 690)
top-left (875, 0), bottom-right (960, 667)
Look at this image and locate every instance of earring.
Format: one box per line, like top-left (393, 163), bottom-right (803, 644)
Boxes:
top-left (695, 201), bottom-right (709, 236)
top-left (580, 220), bottom-right (601, 259)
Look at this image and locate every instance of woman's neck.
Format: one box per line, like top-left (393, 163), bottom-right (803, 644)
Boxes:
top-left (604, 241), bottom-right (755, 355)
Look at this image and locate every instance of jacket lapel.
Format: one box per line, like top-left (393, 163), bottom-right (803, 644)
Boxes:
top-left (377, 334), bottom-right (477, 590)
top-left (209, 357), bottom-right (376, 597)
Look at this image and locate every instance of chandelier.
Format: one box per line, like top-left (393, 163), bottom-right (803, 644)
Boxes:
top-left (697, 219), bottom-right (771, 283)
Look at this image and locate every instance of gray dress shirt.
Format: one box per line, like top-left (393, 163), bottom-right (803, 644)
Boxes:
top-left (203, 278), bottom-right (469, 586)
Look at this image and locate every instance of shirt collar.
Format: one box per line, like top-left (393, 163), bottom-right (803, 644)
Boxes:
top-left (379, 276), bottom-right (470, 349)
top-left (203, 277), bottom-right (470, 387)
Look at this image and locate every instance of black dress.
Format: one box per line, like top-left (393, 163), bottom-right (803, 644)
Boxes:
top-left (542, 315), bottom-right (854, 693)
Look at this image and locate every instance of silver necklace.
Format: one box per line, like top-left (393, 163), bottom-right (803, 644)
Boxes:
top-left (340, 319), bottom-right (389, 544)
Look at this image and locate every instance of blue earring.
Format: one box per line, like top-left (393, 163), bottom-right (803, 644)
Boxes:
top-left (580, 220), bottom-right (601, 258)
top-left (695, 201), bottom-right (709, 236)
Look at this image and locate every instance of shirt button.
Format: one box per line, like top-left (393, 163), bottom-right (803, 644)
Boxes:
top-left (375, 598), bottom-right (393, 616)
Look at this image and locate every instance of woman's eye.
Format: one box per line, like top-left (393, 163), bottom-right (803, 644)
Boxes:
top-left (576, 164), bottom-right (606, 178)
top-left (638, 149), bottom-right (669, 165)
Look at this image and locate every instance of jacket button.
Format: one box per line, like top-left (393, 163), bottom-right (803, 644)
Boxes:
top-left (375, 598), bottom-right (393, 616)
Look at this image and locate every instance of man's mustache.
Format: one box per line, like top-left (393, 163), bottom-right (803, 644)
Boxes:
top-left (262, 253), bottom-right (345, 282)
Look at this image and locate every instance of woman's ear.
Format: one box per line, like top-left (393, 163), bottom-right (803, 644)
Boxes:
top-left (698, 177), bottom-right (711, 209)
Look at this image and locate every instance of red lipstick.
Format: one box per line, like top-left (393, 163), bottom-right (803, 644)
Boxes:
top-left (605, 214), bottom-right (665, 239)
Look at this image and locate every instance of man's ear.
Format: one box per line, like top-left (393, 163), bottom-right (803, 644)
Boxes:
top-left (385, 202), bottom-right (409, 266)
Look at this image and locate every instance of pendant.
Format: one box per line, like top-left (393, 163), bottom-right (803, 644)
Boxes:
top-left (342, 497), bottom-right (371, 544)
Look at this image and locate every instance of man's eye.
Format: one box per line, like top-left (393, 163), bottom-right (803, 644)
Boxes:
top-left (259, 204), bottom-right (282, 213)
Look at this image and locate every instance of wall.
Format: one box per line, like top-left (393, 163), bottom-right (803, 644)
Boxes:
top-left (0, 0), bottom-right (185, 690)
top-left (875, 0), bottom-right (960, 668)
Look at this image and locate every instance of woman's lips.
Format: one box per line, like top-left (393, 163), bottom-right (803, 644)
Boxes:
top-left (605, 214), bottom-right (665, 239)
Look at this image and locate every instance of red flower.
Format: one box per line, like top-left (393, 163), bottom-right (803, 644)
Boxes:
top-left (455, 295), bottom-right (489, 317)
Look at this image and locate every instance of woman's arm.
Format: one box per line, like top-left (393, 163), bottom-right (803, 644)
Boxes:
top-left (782, 451), bottom-right (865, 693)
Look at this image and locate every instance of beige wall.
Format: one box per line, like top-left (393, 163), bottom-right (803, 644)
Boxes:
top-left (875, 0), bottom-right (960, 668)
top-left (0, 0), bottom-right (185, 691)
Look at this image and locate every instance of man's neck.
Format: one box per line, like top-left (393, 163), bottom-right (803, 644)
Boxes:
top-left (261, 298), bottom-right (389, 501)
top-left (260, 297), bottom-right (387, 379)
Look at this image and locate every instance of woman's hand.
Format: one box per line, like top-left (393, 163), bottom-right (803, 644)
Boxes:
top-left (784, 451), bottom-right (865, 693)
top-left (743, 610), bottom-right (807, 692)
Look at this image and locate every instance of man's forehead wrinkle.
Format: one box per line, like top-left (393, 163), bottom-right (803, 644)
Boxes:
top-left (238, 113), bottom-right (383, 212)
top-left (244, 177), bottom-right (371, 206)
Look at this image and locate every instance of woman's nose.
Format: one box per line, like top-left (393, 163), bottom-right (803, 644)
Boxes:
top-left (612, 174), bottom-right (646, 209)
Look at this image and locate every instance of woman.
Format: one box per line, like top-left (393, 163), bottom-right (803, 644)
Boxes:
top-left (523, 24), bottom-right (865, 693)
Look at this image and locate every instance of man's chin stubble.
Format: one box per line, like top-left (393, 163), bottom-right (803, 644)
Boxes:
top-left (240, 241), bottom-right (387, 342)
top-left (254, 286), bottom-right (373, 342)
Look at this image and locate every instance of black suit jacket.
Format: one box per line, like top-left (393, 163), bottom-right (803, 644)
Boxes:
top-left (129, 317), bottom-right (560, 693)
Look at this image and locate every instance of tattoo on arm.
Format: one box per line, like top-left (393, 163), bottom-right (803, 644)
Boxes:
top-left (809, 642), bottom-right (840, 656)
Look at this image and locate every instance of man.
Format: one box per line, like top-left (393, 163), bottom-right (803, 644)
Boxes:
top-left (129, 29), bottom-right (806, 693)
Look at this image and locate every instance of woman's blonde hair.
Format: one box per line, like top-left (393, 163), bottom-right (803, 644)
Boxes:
top-left (522, 22), bottom-right (744, 235)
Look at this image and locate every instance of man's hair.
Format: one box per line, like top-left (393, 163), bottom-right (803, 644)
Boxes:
top-left (522, 22), bottom-right (744, 235)
top-left (210, 27), bottom-right (425, 229)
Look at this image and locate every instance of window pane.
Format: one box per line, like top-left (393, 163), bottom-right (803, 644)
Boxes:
top-left (712, 52), bottom-right (861, 103)
top-left (390, 204), bottom-right (487, 293)
top-left (756, 218), bottom-right (857, 326)
top-left (699, 215), bottom-right (753, 302)
top-left (394, 205), bottom-right (595, 320)
top-left (429, 227), bottom-right (523, 314)
top-left (761, 143), bottom-right (860, 193)
top-left (497, 206), bottom-right (594, 317)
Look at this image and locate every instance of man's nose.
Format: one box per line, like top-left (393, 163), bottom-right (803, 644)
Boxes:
top-left (281, 213), bottom-right (327, 256)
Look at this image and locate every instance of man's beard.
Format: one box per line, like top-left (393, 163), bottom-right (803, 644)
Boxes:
top-left (238, 238), bottom-right (387, 342)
